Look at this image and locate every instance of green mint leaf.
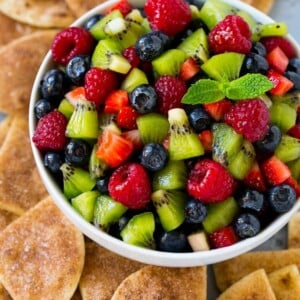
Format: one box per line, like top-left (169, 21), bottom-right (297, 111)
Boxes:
top-left (181, 79), bottom-right (225, 105)
top-left (225, 73), bottom-right (273, 100)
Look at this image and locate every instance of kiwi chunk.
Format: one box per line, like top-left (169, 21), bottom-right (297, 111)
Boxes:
top-left (121, 68), bottom-right (149, 93)
top-left (202, 197), bottom-right (239, 234)
top-left (152, 160), bottom-right (187, 191)
top-left (136, 113), bottom-right (169, 144)
top-left (270, 102), bottom-right (297, 132)
top-left (120, 212), bottom-right (155, 249)
top-left (287, 159), bottom-right (300, 181)
top-left (275, 135), bottom-right (300, 163)
top-left (71, 191), bottom-right (100, 222)
top-left (252, 22), bottom-right (288, 42)
top-left (93, 195), bottom-right (128, 231)
top-left (58, 98), bottom-right (74, 119)
top-left (66, 99), bottom-right (99, 140)
top-left (201, 52), bottom-right (245, 81)
top-left (151, 190), bottom-right (187, 232)
top-left (168, 108), bottom-right (204, 160)
top-left (89, 144), bottom-right (108, 179)
top-left (271, 92), bottom-right (300, 110)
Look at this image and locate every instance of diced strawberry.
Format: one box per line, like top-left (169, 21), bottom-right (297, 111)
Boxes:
top-left (285, 176), bottom-right (300, 197)
top-left (261, 36), bottom-right (296, 59)
top-left (267, 69), bottom-right (294, 96)
top-left (104, 90), bottom-right (129, 114)
top-left (179, 57), bottom-right (200, 82)
top-left (117, 106), bottom-right (140, 130)
top-left (203, 99), bottom-right (232, 121)
top-left (121, 129), bottom-right (143, 150)
top-left (287, 124), bottom-right (300, 139)
top-left (96, 129), bottom-right (134, 168)
top-left (266, 47), bottom-right (289, 74)
top-left (198, 130), bottom-right (213, 152)
top-left (65, 86), bottom-right (86, 106)
top-left (243, 161), bottom-right (267, 192)
top-left (122, 46), bottom-right (141, 69)
top-left (261, 156), bottom-right (291, 186)
top-left (106, 0), bottom-right (132, 16)
top-left (209, 226), bottom-right (238, 249)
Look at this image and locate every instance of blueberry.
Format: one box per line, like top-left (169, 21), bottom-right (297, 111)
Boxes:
top-left (241, 53), bottom-right (269, 75)
top-left (285, 71), bottom-right (300, 90)
top-left (140, 143), bottom-right (168, 171)
top-left (237, 189), bottom-right (266, 214)
top-left (185, 0), bottom-right (205, 9)
top-left (234, 213), bottom-right (261, 239)
top-left (83, 14), bottom-right (104, 31)
top-left (287, 58), bottom-right (300, 74)
top-left (96, 176), bottom-right (110, 194)
top-left (251, 42), bottom-right (267, 57)
top-left (130, 84), bottom-right (157, 113)
top-left (255, 124), bottom-right (282, 153)
top-left (268, 184), bottom-right (297, 213)
top-left (34, 99), bottom-right (53, 120)
top-left (157, 230), bottom-right (189, 252)
top-left (187, 106), bottom-right (212, 132)
top-left (65, 139), bottom-right (91, 167)
top-left (184, 198), bottom-right (207, 224)
top-left (66, 55), bottom-right (91, 86)
top-left (43, 151), bottom-right (64, 173)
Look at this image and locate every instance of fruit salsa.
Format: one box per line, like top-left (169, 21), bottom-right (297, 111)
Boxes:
top-left (32, 0), bottom-right (300, 253)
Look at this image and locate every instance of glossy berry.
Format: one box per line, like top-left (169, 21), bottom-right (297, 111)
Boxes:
top-left (237, 189), bottom-right (266, 214)
top-left (285, 71), bottom-right (300, 90)
top-left (130, 84), bottom-right (157, 113)
top-left (288, 124), bottom-right (300, 139)
top-left (208, 15), bottom-right (252, 54)
top-left (34, 99), bottom-right (53, 120)
top-left (83, 14), bottom-right (104, 31)
top-left (251, 42), bottom-right (267, 57)
top-left (241, 53), bottom-right (269, 75)
top-left (65, 139), bottom-right (91, 167)
top-left (234, 213), bottom-right (261, 239)
top-left (96, 176), bottom-right (110, 194)
top-left (65, 55), bottom-right (91, 86)
top-left (157, 230), bottom-right (189, 252)
top-left (209, 226), bottom-right (238, 249)
top-left (140, 143), bottom-right (168, 171)
top-left (122, 46), bottom-right (141, 68)
top-left (107, 0), bottom-right (132, 16)
top-left (117, 106), bottom-right (139, 130)
top-left (255, 124), bottom-right (282, 153)
top-left (51, 27), bottom-right (94, 65)
top-left (268, 184), bottom-right (297, 213)
top-left (187, 106), bottom-right (212, 133)
top-left (288, 58), bottom-right (300, 74)
top-left (224, 99), bottom-right (270, 142)
top-left (244, 161), bottom-right (267, 192)
top-left (43, 151), bottom-right (64, 173)
top-left (184, 198), bottom-right (207, 224)
top-left (185, 0), bottom-right (205, 8)
top-left (261, 36), bottom-right (296, 59)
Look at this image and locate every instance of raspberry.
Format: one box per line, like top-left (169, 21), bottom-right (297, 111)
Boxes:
top-left (154, 76), bottom-right (187, 115)
top-left (32, 110), bottom-right (68, 151)
top-left (208, 15), bottom-right (252, 54)
top-left (187, 159), bottom-right (235, 203)
top-left (51, 27), bottom-right (94, 65)
top-left (122, 46), bottom-right (141, 69)
top-left (261, 36), bottom-right (296, 59)
top-left (108, 163), bottom-right (152, 209)
top-left (107, 0), bottom-right (132, 17)
top-left (224, 99), bottom-right (270, 142)
top-left (144, 0), bottom-right (192, 36)
top-left (117, 106), bottom-right (140, 130)
top-left (209, 226), bottom-right (238, 249)
top-left (84, 67), bottom-right (119, 108)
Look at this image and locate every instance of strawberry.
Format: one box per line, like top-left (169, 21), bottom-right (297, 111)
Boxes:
top-left (198, 130), bottom-right (213, 153)
top-left (243, 161), bottom-right (267, 192)
top-left (65, 86), bottom-right (86, 106)
top-left (261, 36), bottom-right (296, 59)
top-left (209, 226), bottom-right (238, 249)
top-left (32, 110), bottom-right (68, 151)
top-left (117, 106), bottom-right (140, 130)
top-left (104, 90), bottom-right (129, 114)
top-left (285, 176), bottom-right (300, 197)
top-left (267, 69), bottom-right (294, 96)
top-left (179, 57), bottom-right (200, 82)
top-left (121, 129), bottom-right (143, 150)
top-left (108, 163), bottom-right (152, 209)
top-left (287, 124), bottom-right (300, 139)
top-left (266, 46), bottom-right (289, 74)
top-left (203, 99), bottom-right (232, 121)
top-left (96, 129), bottom-right (134, 168)
top-left (106, 0), bottom-right (132, 16)
top-left (261, 156), bottom-right (291, 186)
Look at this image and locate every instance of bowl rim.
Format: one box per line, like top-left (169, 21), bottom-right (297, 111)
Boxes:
top-left (29, 0), bottom-right (300, 267)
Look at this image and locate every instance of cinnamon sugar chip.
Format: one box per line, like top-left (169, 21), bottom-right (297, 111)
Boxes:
top-left (0, 197), bottom-right (85, 300)
top-left (65, 0), bottom-right (106, 18)
top-left (288, 212), bottom-right (300, 248)
top-left (0, 282), bottom-right (12, 300)
top-left (0, 209), bottom-right (17, 233)
top-left (0, 116), bottom-right (13, 148)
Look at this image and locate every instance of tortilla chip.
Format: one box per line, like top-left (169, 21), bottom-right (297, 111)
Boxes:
top-left (0, 196), bottom-right (85, 300)
top-left (0, 116), bottom-right (13, 148)
top-left (251, 0), bottom-right (274, 13)
top-left (0, 30), bottom-right (58, 115)
top-left (111, 265), bottom-right (207, 300)
top-left (0, 115), bottom-right (48, 215)
top-left (65, 0), bottom-right (106, 18)
top-left (79, 241), bottom-right (144, 300)
top-left (288, 211), bottom-right (300, 248)
top-left (0, 0), bottom-right (75, 28)
top-left (71, 289), bottom-right (82, 300)
top-left (213, 249), bottom-right (300, 292)
top-left (0, 283), bottom-right (12, 300)
top-left (0, 209), bottom-right (17, 232)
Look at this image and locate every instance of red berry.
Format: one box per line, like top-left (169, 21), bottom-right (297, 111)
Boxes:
top-left (267, 69), bottom-right (294, 96)
top-left (266, 46), bottom-right (289, 74)
top-left (285, 177), bottom-right (300, 197)
top-left (84, 67), bottom-right (119, 108)
top-left (243, 161), bottom-right (267, 192)
top-left (288, 124), bottom-right (300, 139)
top-left (32, 110), bottom-right (68, 151)
top-left (208, 15), bottom-right (252, 54)
top-left (107, 0), bottom-right (132, 17)
top-left (261, 36), bottom-right (296, 59)
top-left (108, 163), bottom-right (152, 209)
top-left (179, 57), bottom-right (200, 82)
top-left (209, 226), bottom-right (238, 249)
top-left (187, 159), bottom-right (235, 203)
top-left (154, 75), bottom-right (187, 115)
top-left (104, 90), bottom-right (129, 114)
top-left (122, 46), bottom-right (141, 69)
top-left (203, 99), bottom-right (232, 121)
top-left (51, 27), bottom-right (94, 65)
top-left (121, 129), bottom-right (143, 150)
top-left (198, 130), bottom-right (213, 153)
top-left (224, 99), bottom-right (270, 142)
top-left (117, 106), bottom-right (140, 130)
top-left (144, 0), bottom-right (192, 36)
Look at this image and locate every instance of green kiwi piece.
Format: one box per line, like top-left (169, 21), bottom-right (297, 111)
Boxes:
top-left (152, 160), bottom-right (187, 191)
top-left (91, 39), bottom-right (131, 74)
top-left (60, 163), bottom-right (96, 199)
top-left (201, 52), bottom-right (245, 81)
top-left (121, 68), bottom-right (149, 92)
top-left (287, 159), bottom-right (300, 181)
top-left (212, 123), bottom-right (243, 167)
top-left (136, 113), bottom-right (169, 144)
top-left (228, 140), bottom-right (256, 180)
top-left (271, 92), bottom-right (300, 110)
top-left (252, 22), bottom-right (288, 42)
top-left (151, 190), bottom-right (187, 232)
top-left (168, 108), bottom-right (204, 160)
top-left (58, 98), bottom-right (74, 119)
top-left (71, 191), bottom-right (100, 222)
top-left (152, 49), bottom-right (187, 77)
top-left (89, 144), bottom-right (108, 179)
top-left (202, 197), bottom-right (239, 234)
top-left (103, 17), bottom-right (127, 36)
top-left (275, 135), bottom-right (300, 163)
top-left (120, 212), bottom-right (155, 249)
top-left (93, 195), bottom-right (128, 231)
top-left (270, 102), bottom-right (297, 132)
top-left (177, 28), bottom-right (209, 64)
top-left (66, 99), bottom-right (99, 140)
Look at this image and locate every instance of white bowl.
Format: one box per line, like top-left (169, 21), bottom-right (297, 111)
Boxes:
top-left (29, 0), bottom-right (300, 267)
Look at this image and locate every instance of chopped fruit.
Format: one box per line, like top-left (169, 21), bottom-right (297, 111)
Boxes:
top-left (285, 176), bottom-right (300, 197)
top-left (287, 124), bottom-right (300, 139)
top-left (179, 57), bottom-right (201, 82)
top-left (267, 69), bottom-right (294, 96)
top-left (198, 130), bottom-right (213, 152)
top-left (144, 0), bottom-right (192, 36)
top-left (244, 161), bottom-right (267, 192)
top-left (122, 46), bottom-right (141, 68)
top-left (117, 106), bottom-right (139, 129)
top-left (65, 86), bottom-right (86, 106)
top-left (224, 99), bottom-right (270, 142)
top-left (108, 163), bottom-right (152, 209)
top-left (106, 0), bottom-right (132, 17)
top-left (208, 15), bottom-right (252, 54)
top-left (187, 159), bottom-right (235, 203)
top-left (32, 110), bottom-right (68, 151)
top-left (234, 213), bottom-right (261, 239)
top-left (96, 129), bottom-right (134, 168)
top-left (104, 90), bottom-right (129, 114)
top-left (209, 226), bottom-right (238, 249)
top-left (262, 156), bottom-right (291, 186)
top-left (203, 99), bottom-right (232, 121)
top-left (261, 36), bottom-right (296, 59)
top-left (266, 47), bottom-right (289, 74)
top-left (120, 129), bottom-right (143, 150)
